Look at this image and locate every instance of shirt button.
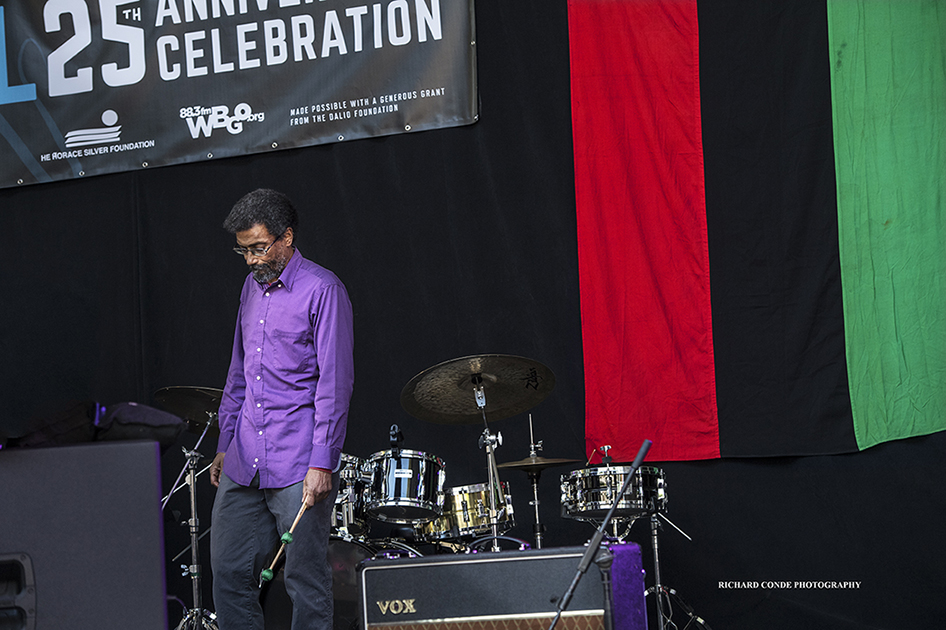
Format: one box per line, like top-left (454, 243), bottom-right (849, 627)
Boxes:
top-left (259, 319), bottom-right (264, 324)
top-left (257, 347), bottom-right (261, 352)
top-left (255, 458), bottom-right (259, 462)
top-left (256, 403), bottom-right (261, 408)
top-left (258, 430), bottom-right (263, 435)
top-left (265, 292), bottom-right (270, 297)
top-left (256, 375), bottom-right (261, 380)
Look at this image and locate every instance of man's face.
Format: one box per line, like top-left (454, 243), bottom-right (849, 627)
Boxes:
top-left (235, 224), bottom-right (293, 284)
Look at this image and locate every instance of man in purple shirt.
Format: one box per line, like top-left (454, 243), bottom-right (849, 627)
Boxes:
top-left (209, 188), bottom-right (355, 630)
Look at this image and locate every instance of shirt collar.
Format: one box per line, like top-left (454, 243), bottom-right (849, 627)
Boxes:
top-left (258, 247), bottom-right (301, 291)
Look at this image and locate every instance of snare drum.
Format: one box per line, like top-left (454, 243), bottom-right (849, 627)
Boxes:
top-left (417, 481), bottom-right (515, 541)
top-left (561, 465), bottom-right (667, 520)
top-left (333, 453), bottom-right (369, 537)
top-left (364, 449), bottom-right (445, 523)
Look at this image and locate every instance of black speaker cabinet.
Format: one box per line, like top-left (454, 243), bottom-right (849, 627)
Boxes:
top-left (359, 546), bottom-right (624, 630)
top-left (0, 441), bottom-right (168, 630)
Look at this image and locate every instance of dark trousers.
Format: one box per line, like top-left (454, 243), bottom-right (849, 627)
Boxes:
top-left (211, 472), bottom-right (339, 630)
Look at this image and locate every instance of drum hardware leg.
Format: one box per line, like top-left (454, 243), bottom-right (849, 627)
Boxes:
top-left (641, 508), bottom-right (700, 630)
top-left (175, 451), bottom-right (219, 629)
top-left (647, 513), bottom-right (670, 630)
top-left (469, 535), bottom-right (531, 552)
top-left (373, 538), bottom-right (423, 558)
top-left (481, 428), bottom-right (503, 552)
top-left (525, 415), bottom-right (546, 549)
top-left (333, 526), bottom-right (355, 542)
top-left (589, 517), bottom-right (632, 542)
top-left (609, 518), bottom-right (623, 541)
top-left (528, 469), bottom-right (546, 548)
top-left (164, 414), bottom-right (219, 630)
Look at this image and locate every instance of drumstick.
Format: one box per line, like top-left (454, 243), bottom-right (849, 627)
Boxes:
top-left (259, 499), bottom-right (309, 587)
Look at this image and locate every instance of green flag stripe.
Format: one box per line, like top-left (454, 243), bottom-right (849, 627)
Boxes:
top-left (827, 0), bottom-right (946, 449)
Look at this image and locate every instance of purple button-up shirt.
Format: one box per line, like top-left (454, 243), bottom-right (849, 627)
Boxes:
top-left (216, 248), bottom-right (354, 488)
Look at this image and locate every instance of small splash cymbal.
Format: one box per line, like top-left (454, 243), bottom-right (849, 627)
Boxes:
top-left (497, 456), bottom-right (581, 473)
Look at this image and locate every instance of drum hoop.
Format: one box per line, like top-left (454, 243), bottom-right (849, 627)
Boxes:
top-left (366, 449), bottom-right (444, 463)
top-left (366, 497), bottom-right (442, 509)
top-left (565, 464), bottom-right (662, 478)
top-left (445, 481), bottom-right (502, 495)
top-left (328, 536), bottom-right (375, 551)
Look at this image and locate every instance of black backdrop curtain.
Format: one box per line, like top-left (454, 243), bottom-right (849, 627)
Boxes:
top-left (0, 0), bottom-right (942, 628)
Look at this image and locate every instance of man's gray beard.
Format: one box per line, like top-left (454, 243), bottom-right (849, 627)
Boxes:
top-left (250, 250), bottom-right (290, 284)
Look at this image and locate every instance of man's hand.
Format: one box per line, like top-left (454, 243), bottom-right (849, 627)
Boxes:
top-left (210, 452), bottom-right (225, 487)
top-left (303, 468), bottom-right (332, 507)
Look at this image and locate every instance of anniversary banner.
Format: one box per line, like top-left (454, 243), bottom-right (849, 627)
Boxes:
top-left (0, 0), bottom-right (477, 188)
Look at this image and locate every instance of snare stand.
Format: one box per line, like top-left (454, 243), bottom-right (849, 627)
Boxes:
top-left (641, 498), bottom-right (708, 630)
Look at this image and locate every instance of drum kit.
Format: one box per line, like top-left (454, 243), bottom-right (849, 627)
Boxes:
top-left (325, 354), bottom-right (560, 554)
top-left (155, 354), bottom-right (687, 630)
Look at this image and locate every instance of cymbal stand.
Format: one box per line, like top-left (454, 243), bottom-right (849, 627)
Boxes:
top-left (166, 413), bottom-right (219, 630)
top-left (472, 374), bottom-right (505, 553)
top-left (526, 414), bottom-right (546, 549)
top-left (162, 411), bottom-right (215, 511)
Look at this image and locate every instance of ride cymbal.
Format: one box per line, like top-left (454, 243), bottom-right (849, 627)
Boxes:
top-left (400, 354), bottom-right (555, 424)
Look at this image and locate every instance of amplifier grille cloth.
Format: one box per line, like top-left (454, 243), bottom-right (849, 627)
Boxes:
top-left (368, 614), bottom-right (604, 630)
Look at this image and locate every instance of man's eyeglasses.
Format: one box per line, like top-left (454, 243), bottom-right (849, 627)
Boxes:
top-left (233, 232), bottom-right (284, 257)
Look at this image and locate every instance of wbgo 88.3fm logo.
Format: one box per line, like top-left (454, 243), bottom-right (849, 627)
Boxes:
top-left (181, 103), bottom-right (265, 138)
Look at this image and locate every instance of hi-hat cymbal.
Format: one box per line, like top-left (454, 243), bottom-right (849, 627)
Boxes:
top-left (497, 456), bottom-right (581, 473)
top-left (400, 354), bottom-right (555, 424)
top-left (153, 386), bottom-right (223, 434)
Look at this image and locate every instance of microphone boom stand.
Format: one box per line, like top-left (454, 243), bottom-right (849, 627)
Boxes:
top-left (547, 439), bottom-right (652, 630)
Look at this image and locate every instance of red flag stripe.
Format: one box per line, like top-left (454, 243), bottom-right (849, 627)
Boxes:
top-left (569, 0), bottom-right (719, 462)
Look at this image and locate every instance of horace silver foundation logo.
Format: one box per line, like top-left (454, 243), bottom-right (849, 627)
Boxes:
top-left (39, 109), bottom-right (156, 163)
top-left (376, 599), bottom-right (416, 614)
top-left (64, 109), bottom-right (122, 147)
top-left (181, 103), bottom-right (266, 138)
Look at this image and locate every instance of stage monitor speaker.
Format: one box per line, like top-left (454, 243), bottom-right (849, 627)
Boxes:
top-left (0, 441), bottom-right (168, 630)
top-left (359, 545), bottom-right (644, 630)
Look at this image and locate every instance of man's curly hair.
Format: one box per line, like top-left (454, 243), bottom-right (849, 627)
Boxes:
top-left (223, 189), bottom-right (298, 237)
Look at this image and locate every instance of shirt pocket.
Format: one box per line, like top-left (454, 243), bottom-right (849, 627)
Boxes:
top-left (270, 328), bottom-right (311, 373)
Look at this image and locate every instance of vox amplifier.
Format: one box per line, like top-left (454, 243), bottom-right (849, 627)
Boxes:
top-left (359, 545), bottom-right (621, 630)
